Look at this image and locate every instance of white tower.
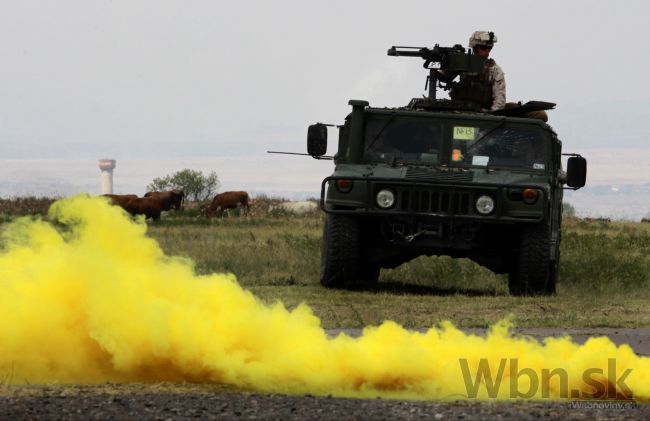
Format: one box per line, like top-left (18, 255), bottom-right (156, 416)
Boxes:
top-left (98, 159), bottom-right (116, 194)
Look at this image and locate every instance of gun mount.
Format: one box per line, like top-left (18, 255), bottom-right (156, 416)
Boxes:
top-left (387, 45), bottom-right (485, 100)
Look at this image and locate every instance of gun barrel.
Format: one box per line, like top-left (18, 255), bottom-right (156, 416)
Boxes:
top-left (387, 46), bottom-right (427, 57)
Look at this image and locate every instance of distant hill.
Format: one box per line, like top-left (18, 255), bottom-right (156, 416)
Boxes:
top-left (566, 182), bottom-right (650, 221)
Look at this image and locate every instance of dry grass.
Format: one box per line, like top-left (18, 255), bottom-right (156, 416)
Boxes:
top-left (146, 212), bottom-right (650, 329)
top-left (1, 196), bottom-right (648, 328)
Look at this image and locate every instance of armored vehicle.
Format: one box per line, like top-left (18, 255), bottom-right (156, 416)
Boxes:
top-left (307, 45), bottom-right (587, 296)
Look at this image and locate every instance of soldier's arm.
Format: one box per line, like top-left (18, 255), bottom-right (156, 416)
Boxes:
top-left (490, 65), bottom-right (506, 111)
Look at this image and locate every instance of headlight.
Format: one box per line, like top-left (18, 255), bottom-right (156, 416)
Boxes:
top-left (376, 189), bottom-right (395, 209)
top-left (475, 195), bottom-right (495, 215)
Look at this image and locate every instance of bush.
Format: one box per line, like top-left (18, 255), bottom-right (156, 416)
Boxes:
top-left (147, 169), bottom-right (220, 202)
top-left (562, 202), bottom-right (576, 217)
top-left (0, 196), bottom-right (57, 217)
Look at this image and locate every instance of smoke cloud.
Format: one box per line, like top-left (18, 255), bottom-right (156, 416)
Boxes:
top-left (0, 195), bottom-right (648, 400)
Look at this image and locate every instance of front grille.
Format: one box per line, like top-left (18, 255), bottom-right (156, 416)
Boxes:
top-left (398, 188), bottom-right (474, 215)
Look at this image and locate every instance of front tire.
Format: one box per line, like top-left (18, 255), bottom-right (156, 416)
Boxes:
top-left (358, 264), bottom-right (380, 285)
top-left (508, 222), bottom-right (555, 296)
top-left (320, 214), bottom-right (361, 288)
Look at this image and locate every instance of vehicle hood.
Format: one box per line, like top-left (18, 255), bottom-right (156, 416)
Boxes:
top-left (333, 164), bottom-right (549, 187)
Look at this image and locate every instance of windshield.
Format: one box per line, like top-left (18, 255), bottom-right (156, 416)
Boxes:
top-left (363, 117), bottom-right (441, 165)
top-left (450, 124), bottom-right (548, 170)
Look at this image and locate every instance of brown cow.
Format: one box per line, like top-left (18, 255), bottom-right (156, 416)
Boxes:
top-left (123, 197), bottom-right (162, 221)
top-left (102, 194), bottom-right (138, 208)
top-left (144, 190), bottom-right (184, 211)
top-left (205, 191), bottom-right (250, 217)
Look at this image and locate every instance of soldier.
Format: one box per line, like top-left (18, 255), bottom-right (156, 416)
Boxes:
top-left (446, 31), bottom-right (506, 111)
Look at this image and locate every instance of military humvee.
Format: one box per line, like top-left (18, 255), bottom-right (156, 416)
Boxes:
top-left (306, 45), bottom-right (587, 296)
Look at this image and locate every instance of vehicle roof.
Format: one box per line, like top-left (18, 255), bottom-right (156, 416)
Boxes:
top-left (365, 106), bottom-right (556, 133)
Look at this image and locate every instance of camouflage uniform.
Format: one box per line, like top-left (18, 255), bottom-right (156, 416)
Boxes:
top-left (449, 58), bottom-right (506, 111)
top-left (486, 60), bottom-right (506, 111)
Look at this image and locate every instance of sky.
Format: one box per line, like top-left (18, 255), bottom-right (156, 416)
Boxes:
top-left (0, 0), bottom-right (649, 218)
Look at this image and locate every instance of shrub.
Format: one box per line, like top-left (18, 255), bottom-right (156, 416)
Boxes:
top-left (147, 169), bottom-right (220, 202)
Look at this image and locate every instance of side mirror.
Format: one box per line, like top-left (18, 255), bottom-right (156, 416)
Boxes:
top-left (307, 123), bottom-right (327, 156)
top-left (566, 156), bottom-right (587, 189)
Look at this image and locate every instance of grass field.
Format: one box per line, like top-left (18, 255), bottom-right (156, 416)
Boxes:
top-left (1, 196), bottom-right (648, 329)
top-left (144, 209), bottom-right (650, 329)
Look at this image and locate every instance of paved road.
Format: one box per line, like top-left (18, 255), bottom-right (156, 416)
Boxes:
top-left (327, 327), bottom-right (650, 356)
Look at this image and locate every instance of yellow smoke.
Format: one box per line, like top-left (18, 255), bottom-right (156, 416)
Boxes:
top-left (0, 195), bottom-right (648, 401)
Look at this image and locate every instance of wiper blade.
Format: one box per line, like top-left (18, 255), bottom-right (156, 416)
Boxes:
top-left (467, 118), bottom-right (507, 154)
top-left (366, 113), bottom-right (397, 151)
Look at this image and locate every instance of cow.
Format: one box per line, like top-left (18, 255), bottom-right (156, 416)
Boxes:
top-left (144, 190), bottom-right (185, 211)
top-left (205, 191), bottom-right (250, 217)
top-left (123, 197), bottom-right (163, 221)
top-left (102, 194), bottom-right (138, 208)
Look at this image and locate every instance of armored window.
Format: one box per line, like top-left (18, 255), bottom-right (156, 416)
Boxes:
top-left (363, 117), bottom-right (441, 165)
top-left (450, 124), bottom-right (547, 170)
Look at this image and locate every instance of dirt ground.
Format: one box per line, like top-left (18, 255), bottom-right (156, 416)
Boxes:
top-left (1, 328), bottom-right (647, 420)
top-left (0, 384), bottom-right (646, 420)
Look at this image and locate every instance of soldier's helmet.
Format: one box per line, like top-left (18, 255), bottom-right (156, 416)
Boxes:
top-left (469, 31), bottom-right (498, 48)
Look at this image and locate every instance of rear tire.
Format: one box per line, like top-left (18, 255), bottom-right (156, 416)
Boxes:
top-left (320, 214), bottom-right (361, 288)
top-left (508, 222), bottom-right (555, 296)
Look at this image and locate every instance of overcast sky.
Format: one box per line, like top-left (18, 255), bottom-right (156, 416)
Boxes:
top-left (1, 0), bottom-right (649, 217)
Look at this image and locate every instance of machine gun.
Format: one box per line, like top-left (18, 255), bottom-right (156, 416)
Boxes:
top-left (387, 44), bottom-right (485, 99)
